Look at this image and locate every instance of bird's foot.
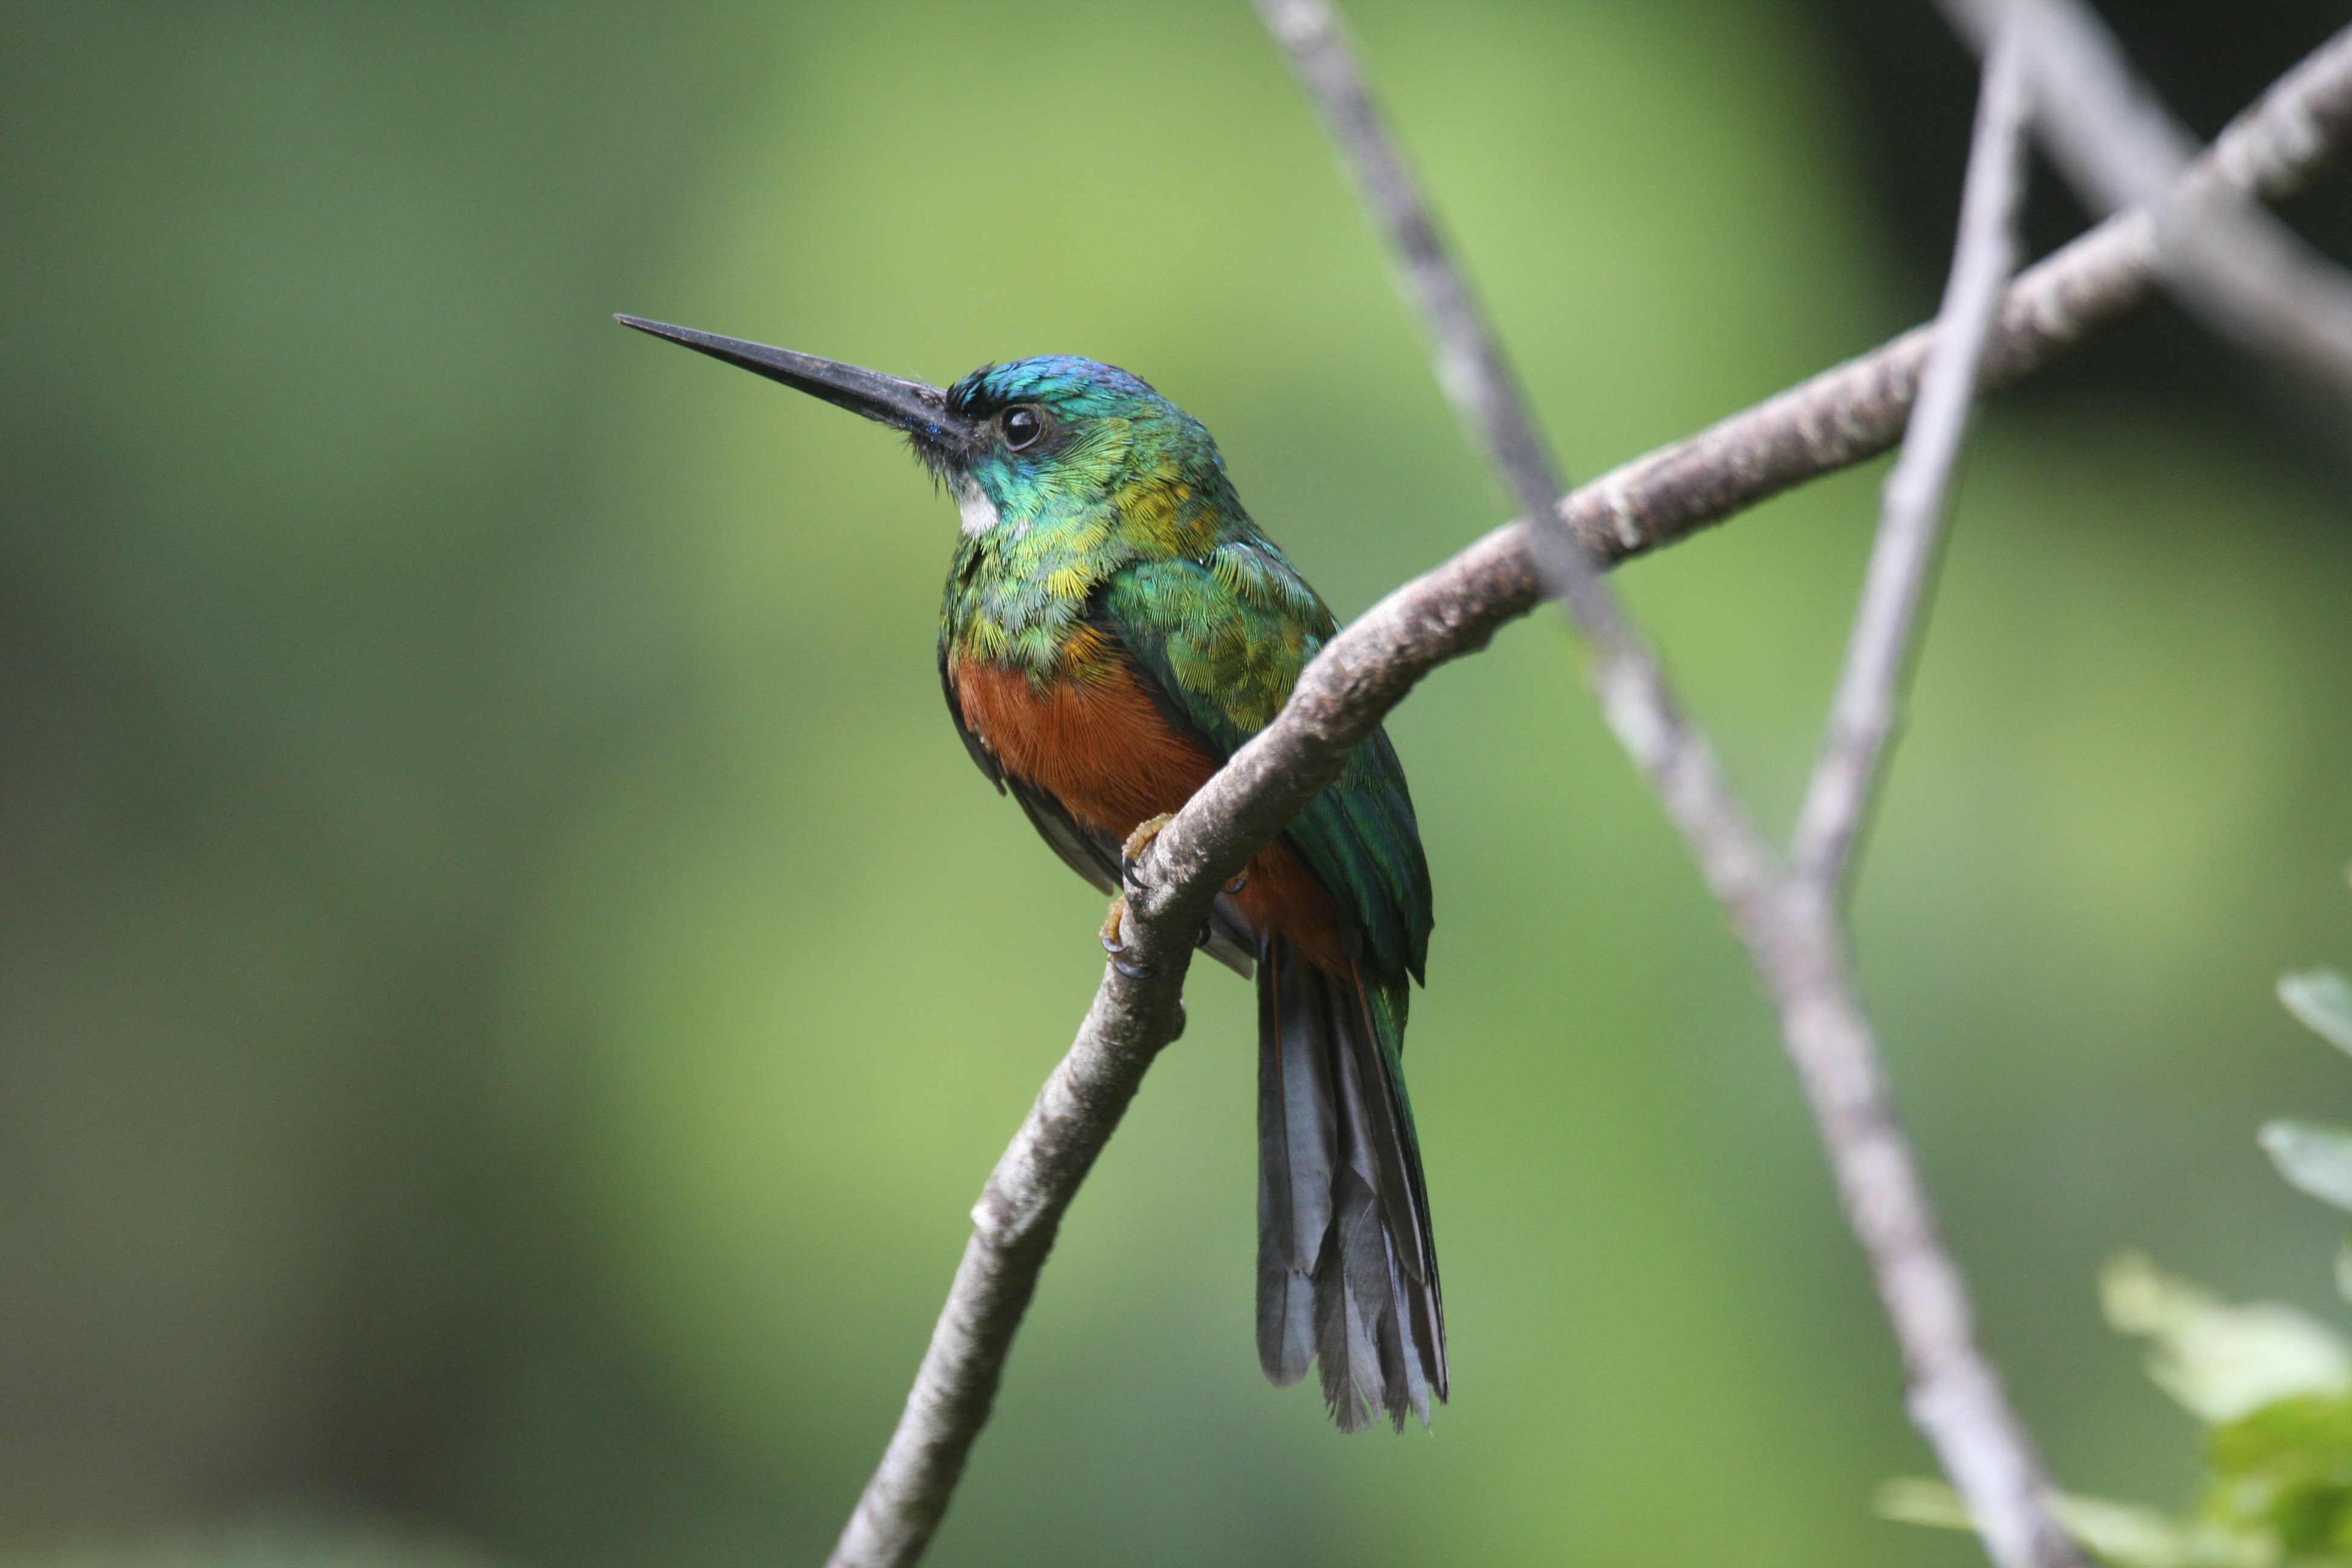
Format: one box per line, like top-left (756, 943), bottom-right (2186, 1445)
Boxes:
top-left (1120, 813), bottom-right (1175, 892)
top-left (1111, 817), bottom-right (1232, 975)
top-left (1101, 895), bottom-right (1151, 980)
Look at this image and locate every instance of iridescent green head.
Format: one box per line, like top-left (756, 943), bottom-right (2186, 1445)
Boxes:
top-left (938, 356), bottom-right (1225, 536)
top-left (613, 318), bottom-right (1230, 538)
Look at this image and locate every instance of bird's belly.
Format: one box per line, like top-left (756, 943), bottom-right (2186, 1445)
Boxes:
top-left (950, 653), bottom-right (1348, 973)
top-left (952, 655), bottom-right (1214, 837)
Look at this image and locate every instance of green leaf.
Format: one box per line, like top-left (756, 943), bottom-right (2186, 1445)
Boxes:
top-left (2050, 1498), bottom-right (2268, 1568)
top-left (2281, 970), bottom-right (2352, 1056)
top-left (1877, 1477), bottom-right (2269, 1567)
top-left (2336, 1240), bottom-right (2352, 1307)
top-left (1877, 1477), bottom-right (1973, 1532)
top-left (2261, 1121), bottom-right (2352, 1212)
top-left (2205, 1393), bottom-right (2352, 1558)
top-left (2103, 1252), bottom-right (2352, 1422)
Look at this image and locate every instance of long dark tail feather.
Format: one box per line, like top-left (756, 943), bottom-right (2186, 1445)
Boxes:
top-left (1256, 933), bottom-right (1446, 1431)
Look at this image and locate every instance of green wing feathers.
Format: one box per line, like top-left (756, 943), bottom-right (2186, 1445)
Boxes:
top-left (1101, 531), bottom-right (1446, 1430)
top-left (1100, 547), bottom-right (1433, 988)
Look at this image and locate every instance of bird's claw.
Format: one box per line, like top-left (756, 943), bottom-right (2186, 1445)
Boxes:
top-left (1120, 812), bottom-right (1175, 892)
top-left (1102, 895), bottom-right (1152, 980)
top-left (1105, 848), bottom-right (1218, 975)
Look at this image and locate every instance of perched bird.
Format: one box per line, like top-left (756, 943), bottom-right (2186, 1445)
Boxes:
top-left (617, 316), bottom-right (1443, 1431)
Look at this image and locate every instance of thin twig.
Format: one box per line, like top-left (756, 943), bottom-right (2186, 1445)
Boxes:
top-left (1261, 4), bottom-right (2076, 1566)
top-left (1947, 1), bottom-right (2352, 397)
top-left (1249, 1), bottom-right (1559, 514)
top-left (820, 28), bottom-right (2352, 1566)
top-left (1788, 26), bottom-right (2065, 1568)
top-left (1792, 22), bottom-right (2034, 895)
top-left (1249, 0), bottom-right (1564, 517)
top-left (822, 970), bottom-right (1184, 1568)
top-left (1256, 0), bottom-right (1767, 932)
top-left (1581, 23), bottom-right (2352, 567)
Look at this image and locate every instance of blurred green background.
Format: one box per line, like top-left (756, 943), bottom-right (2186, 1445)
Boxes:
top-left (4, 3), bottom-right (2351, 1565)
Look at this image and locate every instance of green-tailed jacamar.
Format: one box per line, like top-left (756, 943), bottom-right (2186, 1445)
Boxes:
top-left (618, 316), bottom-right (1443, 1432)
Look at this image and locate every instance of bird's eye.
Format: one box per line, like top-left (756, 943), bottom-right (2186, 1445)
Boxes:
top-left (1002, 406), bottom-right (1046, 452)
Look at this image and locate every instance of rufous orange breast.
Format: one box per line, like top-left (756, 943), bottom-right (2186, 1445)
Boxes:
top-left (949, 647), bottom-right (1349, 975)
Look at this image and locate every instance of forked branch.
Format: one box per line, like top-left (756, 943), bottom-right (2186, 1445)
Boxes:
top-left (1266, 4), bottom-right (2066, 1565)
top-left (823, 22), bottom-right (2352, 1568)
top-left (1943, 2), bottom-right (2352, 397)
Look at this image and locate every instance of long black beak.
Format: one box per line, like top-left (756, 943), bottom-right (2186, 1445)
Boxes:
top-left (614, 315), bottom-right (972, 449)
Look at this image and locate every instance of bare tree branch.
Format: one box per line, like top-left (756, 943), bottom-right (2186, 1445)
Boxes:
top-left (1945, 2), bottom-right (2352, 397)
top-left (1250, 0), bottom-right (1562, 516)
top-left (822, 25), bottom-right (2352, 1567)
top-left (1254, 0), bottom-right (1782, 946)
top-left (1587, 24), bottom-right (2352, 568)
top-left (822, 968), bottom-right (1185, 1568)
top-left (1792, 23), bottom-right (2034, 895)
top-left (1251, 0), bottom-right (1564, 518)
top-left (1261, 4), bottom-right (2075, 1566)
top-left (1782, 30), bottom-right (2062, 1568)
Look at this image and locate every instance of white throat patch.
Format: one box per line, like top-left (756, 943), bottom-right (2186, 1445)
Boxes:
top-left (956, 483), bottom-right (1001, 539)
